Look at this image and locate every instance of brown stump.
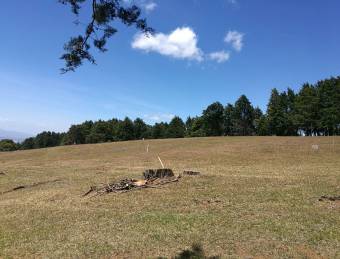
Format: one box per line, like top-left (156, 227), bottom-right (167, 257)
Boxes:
top-left (143, 169), bottom-right (174, 179)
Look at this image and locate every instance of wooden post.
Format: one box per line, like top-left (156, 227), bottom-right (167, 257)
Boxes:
top-left (158, 156), bottom-right (165, 168)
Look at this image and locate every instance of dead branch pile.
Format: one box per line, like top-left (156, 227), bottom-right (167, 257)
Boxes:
top-left (83, 169), bottom-right (180, 197)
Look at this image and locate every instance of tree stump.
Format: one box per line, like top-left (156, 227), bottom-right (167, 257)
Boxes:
top-left (143, 169), bottom-right (174, 179)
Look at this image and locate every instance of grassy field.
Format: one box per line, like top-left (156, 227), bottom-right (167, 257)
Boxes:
top-left (0, 137), bottom-right (339, 258)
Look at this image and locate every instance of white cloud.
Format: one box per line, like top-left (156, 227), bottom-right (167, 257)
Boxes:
top-left (122, 0), bottom-right (157, 12)
top-left (224, 30), bottom-right (244, 51)
top-left (132, 27), bottom-right (204, 61)
top-left (208, 51), bottom-right (230, 63)
top-left (144, 2), bottom-right (157, 12)
top-left (143, 113), bottom-right (175, 122)
top-left (228, 0), bottom-right (237, 4)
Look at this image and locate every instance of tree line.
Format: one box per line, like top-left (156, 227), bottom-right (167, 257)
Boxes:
top-left (1, 76), bottom-right (339, 152)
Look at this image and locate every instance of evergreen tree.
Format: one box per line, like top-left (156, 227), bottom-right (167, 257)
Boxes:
top-left (116, 117), bottom-right (135, 141)
top-left (188, 117), bottom-right (205, 137)
top-left (253, 107), bottom-right (264, 135)
top-left (168, 116), bottom-right (186, 138)
top-left (20, 137), bottom-right (35, 150)
top-left (294, 84), bottom-right (320, 136)
top-left (134, 118), bottom-right (149, 139)
top-left (231, 95), bottom-right (255, 135)
top-left (223, 104), bottom-right (234, 136)
top-left (267, 88), bottom-right (287, 135)
top-left (83, 120), bottom-right (113, 144)
top-left (257, 115), bottom-right (269, 136)
top-left (317, 77), bottom-right (340, 135)
top-left (202, 102), bottom-right (224, 136)
top-left (33, 131), bottom-right (63, 148)
top-left (185, 117), bottom-right (194, 136)
top-left (152, 122), bottom-right (169, 139)
top-left (65, 121), bottom-right (93, 144)
top-left (285, 88), bottom-right (297, 135)
top-left (59, 0), bottom-right (153, 72)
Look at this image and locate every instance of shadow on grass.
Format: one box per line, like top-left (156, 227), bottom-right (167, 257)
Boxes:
top-left (158, 243), bottom-right (220, 259)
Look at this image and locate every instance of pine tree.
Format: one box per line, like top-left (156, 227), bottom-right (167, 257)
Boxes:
top-left (267, 88), bottom-right (287, 135)
top-left (285, 88), bottom-right (297, 135)
top-left (189, 117), bottom-right (205, 137)
top-left (152, 122), bottom-right (169, 139)
top-left (317, 77), bottom-right (340, 135)
top-left (223, 103), bottom-right (234, 136)
top-left (294, 84), bottom-right (320, 136)
top-left (116, 117), bottom-right (135, 141)
top-left (185, 117), bottom-right (194, 136)
top-left (134, 118), bottom-right (149, 139)
top-left (231, 95), bottom-right (255, 136)
top-left (253, 107), bottom-right (264, 135)
top-left (168, 116), bottom-right (186, 138)
top-left (59, 0), bottom-right (153, 72)
top-left (202, 102), bottom-right (224, 136)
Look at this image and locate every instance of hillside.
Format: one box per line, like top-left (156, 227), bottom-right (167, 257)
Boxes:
top-left (0, 137), bottom-right (339, 258)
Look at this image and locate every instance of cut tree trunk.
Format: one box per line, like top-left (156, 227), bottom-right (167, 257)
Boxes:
top-left (143, 169), bottom-right (174, 180)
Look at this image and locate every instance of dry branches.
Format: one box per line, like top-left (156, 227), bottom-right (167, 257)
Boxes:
top-left (83, 169), bottom-right (180, 197)
top-left (0, 179), bottom-right (61, 195)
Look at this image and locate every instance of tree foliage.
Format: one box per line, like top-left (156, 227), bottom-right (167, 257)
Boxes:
top-left (202, 102), bottom-right (224, 136)
top-left (0, 139), bottom-right (18, 152)
top-left (231, 95), bottom-right (255, 136)
top-left (59, 0), bottom-right (153, 72)
top-left (3, 75), bottom-right (339, 152)
top-left (168, 116), bottom-right (186, 138)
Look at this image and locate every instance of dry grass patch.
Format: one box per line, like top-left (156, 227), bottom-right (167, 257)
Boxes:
top-left (0, 137), bottom-right (340, 258)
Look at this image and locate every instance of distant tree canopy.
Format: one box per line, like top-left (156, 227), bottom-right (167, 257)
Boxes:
top-left (168, 116), bottom-right (186, 138)
top-left (59, 0), bottom-right (153, 73)
top-left (1, 75), bottom-right (339, 152)
top-left (0, 139), bottom-right (18, 152)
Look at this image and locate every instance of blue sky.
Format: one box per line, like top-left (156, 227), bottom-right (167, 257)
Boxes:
top-left (0, 0), bottom-right (339, 134)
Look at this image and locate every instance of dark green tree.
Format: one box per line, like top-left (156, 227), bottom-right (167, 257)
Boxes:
top-left (231, 95), bottom-right (255, 135)
top-left (257, 115), bottom-right (269, 136)
top-left (266, 88), bottom-right (297, 136)
top-left (116, 117), bottom-right (135, 141)
top-left (34, 132), bottom-right (63, 148)
top-left (0, 139), bottom-right (18, 152)
top-left (202, 102), bottom-right (224, 136)
top-left (223, 103), bottom-right (234, 136)
top-left (20, 137), bottom-right (35, 150)
top-left (64, 121), bottom-right (93, 144)
top-left (188, 116), bottom-right (205, 137)
top-left (59, 0), bottom-right (153, 72)
top-left (168, 116), bottom-right (186, 138)
top-left (152, 122), bottom-right (169, 139)
top-left (266, 88), bottom-right (287, 136)
top-left (85, 120), bottom-right (112, 143)
top-left (285, 88), bottom-right (298, 135)
top-left (134, 118), bottom-right (149, 139)
top-left (317, 77), bottom-right (340, 135)
top-left (185, 117), bottom-right (194, 137)
top-left (253, 106), bottom-right (264, 135)
top-left (294, 84), bottom-right (320, 136)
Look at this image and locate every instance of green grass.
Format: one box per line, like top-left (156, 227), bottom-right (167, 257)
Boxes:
top-left (0, 137), bottom-right (339, 258)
